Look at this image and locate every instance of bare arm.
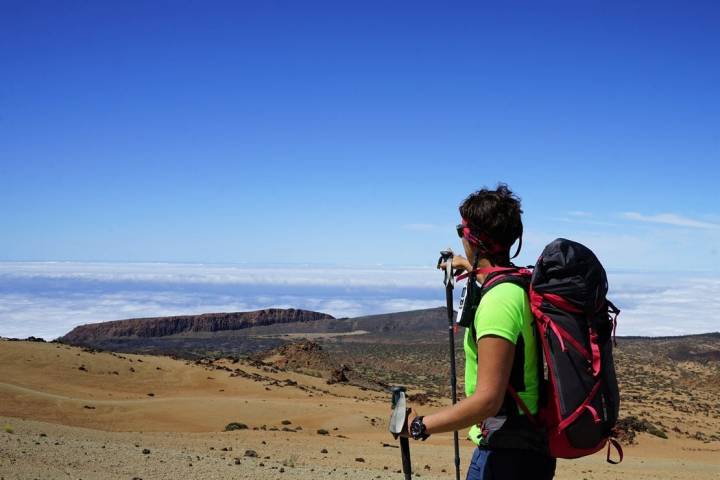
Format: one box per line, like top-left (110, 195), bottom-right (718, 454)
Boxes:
top-left (415, 335), bottom-right (515, 435)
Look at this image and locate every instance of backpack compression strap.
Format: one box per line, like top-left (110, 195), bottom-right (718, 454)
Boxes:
top-left (506, 385), bottom-right (539, 427)
top-left (606, 438), bottom-right (624, 464)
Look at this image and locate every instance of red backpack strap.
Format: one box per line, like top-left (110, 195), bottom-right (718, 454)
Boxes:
top-left (466, 268), bottom-right (532, 343)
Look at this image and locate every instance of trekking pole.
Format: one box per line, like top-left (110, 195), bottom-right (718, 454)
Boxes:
top-left (389, 386), bottom-right (412, 480)
top-left (437, 249), bottom-right (461, 480)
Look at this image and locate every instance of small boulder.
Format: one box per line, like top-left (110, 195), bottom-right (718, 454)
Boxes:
top-left (224, 422), bottom-right (248, 431)
top-left (327, 364), bottom-right (351, 384)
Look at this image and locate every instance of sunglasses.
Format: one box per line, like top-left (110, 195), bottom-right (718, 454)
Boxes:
top-left (456, 224), bottom-right (465, 238)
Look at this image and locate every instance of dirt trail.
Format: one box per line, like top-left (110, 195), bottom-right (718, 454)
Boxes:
top-left (0, 340), bottom-right (718, 479)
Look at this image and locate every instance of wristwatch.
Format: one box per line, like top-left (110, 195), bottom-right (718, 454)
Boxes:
top-left (410, 416), bottom-right (430, 441)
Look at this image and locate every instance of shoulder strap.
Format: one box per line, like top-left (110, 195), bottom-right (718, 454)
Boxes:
top-left (470, 269), bottom-right (531, 343)
top-left (471, 269), bottom-right (535, 418)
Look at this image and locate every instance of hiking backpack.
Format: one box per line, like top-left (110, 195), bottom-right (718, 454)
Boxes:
top-left (464, 238), bottom-right (623, 463)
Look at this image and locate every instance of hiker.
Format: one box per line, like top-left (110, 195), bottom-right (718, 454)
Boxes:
top-left (403, 184), bottom-right (556, 480)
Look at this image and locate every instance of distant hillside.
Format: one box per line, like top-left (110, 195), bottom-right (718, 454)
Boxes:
top-left (350, 307), bottom-right (450, 334)
top-left (60, 308), bottom-right (334, 344)
top-left (237, 307), bottom-right (449, 337)
top-left (56, 307), bottom-right (449, 357)
top-left (56, 305), bottom-right (720, 364)
top-left (618, 332), bottom-right (720, 362)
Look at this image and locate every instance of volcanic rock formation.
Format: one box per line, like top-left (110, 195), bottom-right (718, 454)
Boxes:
top-left (60, 309), bottom-right (335, 343)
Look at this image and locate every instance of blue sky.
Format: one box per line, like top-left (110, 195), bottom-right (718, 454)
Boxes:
top-left (1, 1), bottom-right (719, 270)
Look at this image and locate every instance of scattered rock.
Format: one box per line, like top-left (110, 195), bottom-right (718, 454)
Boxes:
top-left (408, 392), bottom-right (431, 406)
top-left (142, 449), bottom-right (151, 454)
top-left (355, 457), bottom-right (365, 462)
top-left (244, 450), bottom-right (258, 458)
top-left (327, 364), bottom-right (351, 384)
top-left (317, 429), bottom-right (329, 435)
top-left (321, 448), bottom-right (328, 453)
top-left (281, 420), bottom-right (292, 425)
top-left (224, 422), bottom-right (248, 431)
top-left (614, 416), bottom-right (668, 444)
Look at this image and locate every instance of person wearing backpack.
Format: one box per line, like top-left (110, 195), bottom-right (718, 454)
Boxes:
top-left (403, 184), bottom-right (557, 479)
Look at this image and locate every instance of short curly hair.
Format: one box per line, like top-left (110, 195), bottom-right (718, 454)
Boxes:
top-left (459, 183), bottom-right (523, 265)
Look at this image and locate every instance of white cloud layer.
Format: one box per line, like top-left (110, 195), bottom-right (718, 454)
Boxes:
top-left (0, 263), bottom-right (717, 340)
top-left (622, 212), bottom-right (720, 229)
top-left (0, 262), bottom-right (440, 288)
top-left (608, 272), bottom-right (720, 336)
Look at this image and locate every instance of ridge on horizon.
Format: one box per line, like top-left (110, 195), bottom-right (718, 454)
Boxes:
top-left (56, 306), bottom-right (720, 344)
top-left (59, 308), bottom-right (336, 344)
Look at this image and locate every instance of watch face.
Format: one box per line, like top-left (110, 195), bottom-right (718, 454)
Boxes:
top-left (411, 418), bottom-right (422, 437)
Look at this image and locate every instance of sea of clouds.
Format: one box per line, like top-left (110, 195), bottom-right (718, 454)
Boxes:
top-left (0, 262), bottom-right (717, 339)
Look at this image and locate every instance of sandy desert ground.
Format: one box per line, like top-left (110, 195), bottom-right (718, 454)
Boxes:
top-left (1, 339), bottom-right (718, 480)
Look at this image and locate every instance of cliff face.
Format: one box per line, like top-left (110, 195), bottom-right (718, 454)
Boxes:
top-left (60, 309), bottom-right (335, 344)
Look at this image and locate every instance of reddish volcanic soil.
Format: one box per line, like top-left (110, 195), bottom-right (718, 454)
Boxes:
top-left (0, 339), bottom-right (718, 479)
